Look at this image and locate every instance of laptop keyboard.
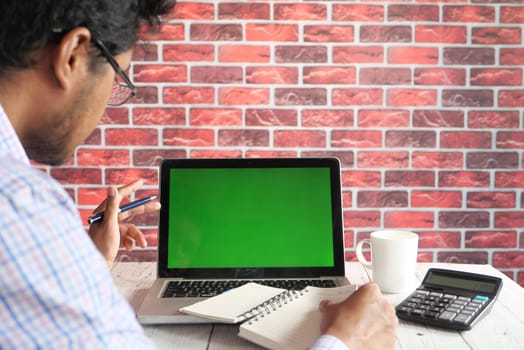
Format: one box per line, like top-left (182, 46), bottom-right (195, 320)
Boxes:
top-left (162, 279), bottom-right (337, 298)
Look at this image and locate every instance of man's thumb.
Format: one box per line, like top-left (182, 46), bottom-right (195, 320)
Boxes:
top-left (319, 300), bottom-right (331, 313)
top-left (103, 186), bottom-right (120, 223)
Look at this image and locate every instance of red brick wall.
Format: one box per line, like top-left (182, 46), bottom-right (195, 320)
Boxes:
top-left (47, 1), bottom-right (524, 286)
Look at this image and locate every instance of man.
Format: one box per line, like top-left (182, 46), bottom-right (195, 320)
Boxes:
top-left (0, 1), bottom-right (397, 349)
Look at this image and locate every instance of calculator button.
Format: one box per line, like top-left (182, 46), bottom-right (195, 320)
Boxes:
top-left (460, 309), bottom-right (475, 315)
top-left (453, 313), bottom-right (472, 325)
top-left (406, 302), bottom-right (417, 308)
top-left (440, 297), bottom-right (452, 304)
top-left (474, 295), bottom-right (489, 302)
top-left (398, 306), bottom-right (411, 313)
top-left (415, 289), bottom-right (430, 295)
top-left (411, 297), bottom-right (423, 303)
top-left (411, 308), bottom-right (426, 316)
top-left (443, 294), bottom-right (457, 299)
top-left (470, 300), bottom-right (485, 307)
top-left (446, 306), bottom-right (461, 313)
top-left (451, 300), bottom-right (465, 306)
top-left (430, 292), bottom-right (443, 298)
top-left (457, 296), bottom-right (471, 302)
top-left (452, 299), bottom-right (468, 306)
top-left (430, 307), bottom-right (443, 313)
top-left (424, 311), bottom-right (439, 318)
top-left (438, 311), bottom-right (457, 321)
top-left (464, 305), bottom-right (479, 312)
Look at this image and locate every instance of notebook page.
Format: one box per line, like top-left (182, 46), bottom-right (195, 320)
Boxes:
top-left (238, 285), bottom-right (357, 350)
top-left (180, 283), bottom-right (286, 323)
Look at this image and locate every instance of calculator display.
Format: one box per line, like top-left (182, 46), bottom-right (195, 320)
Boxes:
top-left (426, 272), bottom-right (497, 294)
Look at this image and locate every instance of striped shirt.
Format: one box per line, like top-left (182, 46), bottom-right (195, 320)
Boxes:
top-left (0, 105), bottom-right (155, 349)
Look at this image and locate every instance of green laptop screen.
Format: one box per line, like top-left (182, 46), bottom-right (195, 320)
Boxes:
top-left (167, 167), bottom-right (334, 269)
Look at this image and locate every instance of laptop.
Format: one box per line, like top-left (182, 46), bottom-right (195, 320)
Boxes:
top-left (136, 157), bottom-right (349, 324)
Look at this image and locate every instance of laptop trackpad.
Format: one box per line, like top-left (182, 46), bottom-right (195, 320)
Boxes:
top-left (137, 293), bottom-right (211, 324)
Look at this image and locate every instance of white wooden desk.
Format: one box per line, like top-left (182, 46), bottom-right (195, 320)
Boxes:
top-left (111, 262), bottom-right (524, 350)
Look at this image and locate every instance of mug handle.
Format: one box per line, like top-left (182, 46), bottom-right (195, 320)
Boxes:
top-left (355, 239), bottom-right (372, 268)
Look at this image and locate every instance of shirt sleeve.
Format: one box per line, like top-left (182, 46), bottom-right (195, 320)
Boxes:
top-left (0, 163), bottom-right (155, 350)
top-left (309, 334), bottom-right (349, 350)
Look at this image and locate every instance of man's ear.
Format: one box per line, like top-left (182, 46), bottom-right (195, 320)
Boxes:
top-left (52, 27), bottom-right (92, 90)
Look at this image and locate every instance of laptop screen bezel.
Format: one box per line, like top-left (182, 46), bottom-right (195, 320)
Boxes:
top-left (157, 157), bottom-right (345, 279)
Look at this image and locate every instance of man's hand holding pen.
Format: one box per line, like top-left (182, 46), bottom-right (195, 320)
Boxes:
top-left (87, 195), bottom-right (157, 224)
top-left (87, 179), bottom-right (161, 268)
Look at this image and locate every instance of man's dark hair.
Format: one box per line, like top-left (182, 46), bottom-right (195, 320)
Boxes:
top-left (0, 0), bottom-right (176, 72)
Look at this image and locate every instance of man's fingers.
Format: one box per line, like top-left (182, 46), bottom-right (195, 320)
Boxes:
top-left (319, 300), bottom-right (331, 312)
top-left (117, 179), bottom-right (144, 197)
top-left (101, 186), bottom-right (121, 225)
top-left (123, 237), bottom-right (136, 251)
top-left (120, 225), bottom-right (147, 250)
top-left (91, 179), bottom-right (145, 215)
top-left (118, 201), bottom-right (161, 221)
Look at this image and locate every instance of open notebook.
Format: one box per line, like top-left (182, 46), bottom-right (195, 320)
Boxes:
top-left (180, 282), bottom-right (357, 350)
top-left (136, 157), bottom-right (349, 324)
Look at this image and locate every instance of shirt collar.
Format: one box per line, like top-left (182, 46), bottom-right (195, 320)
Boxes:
top-left (0, 104), bottom-right (30, 165)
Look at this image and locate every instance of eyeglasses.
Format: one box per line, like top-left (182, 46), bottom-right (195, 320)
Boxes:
top-left (92, 39), bottom-right (137, 106)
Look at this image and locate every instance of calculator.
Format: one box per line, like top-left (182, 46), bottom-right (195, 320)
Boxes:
top-left (395, 268), bottom-right (503, 331)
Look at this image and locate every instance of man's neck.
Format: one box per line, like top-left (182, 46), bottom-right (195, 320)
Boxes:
top-left (0, 67), bottom-right (54, 143)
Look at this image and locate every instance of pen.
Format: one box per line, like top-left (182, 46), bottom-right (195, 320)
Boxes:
top-left (87, 195), bottom-right (157, 224)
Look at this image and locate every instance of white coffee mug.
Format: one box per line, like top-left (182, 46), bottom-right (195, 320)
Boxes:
top-left (355, 230), bottom-right (419, 293)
